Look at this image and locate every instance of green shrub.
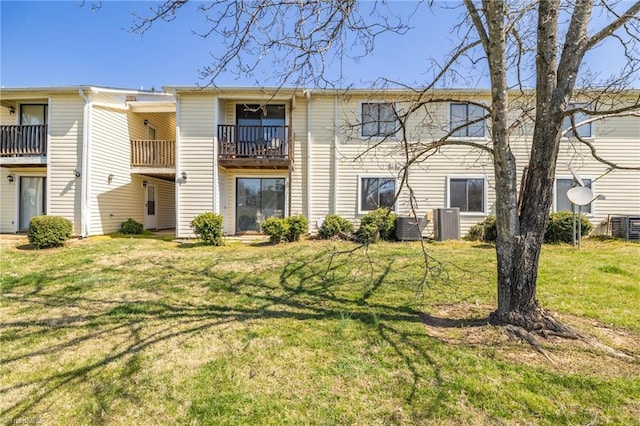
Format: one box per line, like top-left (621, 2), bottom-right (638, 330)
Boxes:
top-left (261, 217), bottom-right (289, 243)
top-left (357, 208), bottom-right (397, 244)
top-left (318, 215), bottom-right (354, 240)
top-left (28, 215), bottom-right (73, 249)
top-left (190, 212), bottom-right (224, 246)
top-left (466, 215), bottom-right (497, 243)
top-left (467, 213), bottom-right (593, 245)
top-left (120, 218), bottom-right (143, 235)
top-left (285, 215), bottom-right (309, 242)
top-left (545, 211), bottom-right (592, 244)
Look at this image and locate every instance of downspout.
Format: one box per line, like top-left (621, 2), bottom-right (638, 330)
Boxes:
top-left (78, 89), bottom-right (91, 238)
top-left (332, 95), bottom-right (338, 215)
top-left (305, 89), bottom-right (312, 232)
top-left (173, 89), bottom-right (181, 237)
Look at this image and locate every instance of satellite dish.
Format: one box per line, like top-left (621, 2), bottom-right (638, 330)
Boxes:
top-left (567, 186), bottom-right (594, 206)
top-left (568, 165), bottom-right (585, 187)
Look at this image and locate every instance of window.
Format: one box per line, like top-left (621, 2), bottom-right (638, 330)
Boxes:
top-left (556, 178), bottom-right (592, 214)
top-left (448, 177), bottom-right (485, 213)
top-left (20, 104), bottom-right (47, 125)
top-left (562, 103), bottom-right (592, 138)
top-left (360, 177), bottom-right (396, 212)
top-left (450, 103), bottom-right (485, 137)
top-left (361, 103), bottom-right (397, 137)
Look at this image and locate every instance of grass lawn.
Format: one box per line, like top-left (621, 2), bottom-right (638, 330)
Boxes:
top-left (1, 235), bottom-right (639, 425)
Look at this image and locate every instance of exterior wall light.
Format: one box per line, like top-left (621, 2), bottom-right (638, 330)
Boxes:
top-left (7, 174), bottom-right (15, 183)
top-left (142, 180), bottom-right (148, 188)
top-left (9, 106), bottom-right (15, 115)
top-left (143, 119), bottom-right (149, 127)
top-left (74, 169), bottom-right (81, 178)
top-left (108, 174), bottom-right (114, 184)
top-left (181, 172), bottom-right (187, 182)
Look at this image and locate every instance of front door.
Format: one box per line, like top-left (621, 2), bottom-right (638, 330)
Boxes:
top-left (145, 184), bottom-right (157, 230)
top-left (236, 178), bottom-right (285, 233)
top-left (19, 176), bottom-right (46, 231)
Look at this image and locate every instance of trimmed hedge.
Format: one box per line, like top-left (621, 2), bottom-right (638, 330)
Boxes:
top-left (120, 218), bottom-right (143, 235)
top-left (261, 217), bottom-right (289, 244)
top-left (261, 215), bottom-right (309, 243)
top-left (318, 214), bottom-right (354, 240)
top-left (466, 212), bottom-right (592, 244)
top-left (28, 215), bottom-right (73, 249)
top-left (191, 212), bottom-right (224, 246)
top-left (285, 215), bottom-right (309, 242)
top-left (545, 211), bottom-right (593, 244)
top-left (357, 208), bottom-right (397, 244)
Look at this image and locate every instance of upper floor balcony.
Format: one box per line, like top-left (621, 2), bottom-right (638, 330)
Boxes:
top-left (0, 124), bottom-right (47, 165)
top-left (217, 124), bottom-right (291, 169)
top-left (130, 139), bottom-right (176, 176)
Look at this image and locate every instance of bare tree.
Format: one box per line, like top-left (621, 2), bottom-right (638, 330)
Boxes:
top-left (130, 0), bottom-right (640, 332)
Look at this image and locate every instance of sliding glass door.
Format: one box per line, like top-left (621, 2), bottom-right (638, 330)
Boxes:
top-left (236, 178), bottom-right (285, 233)
top-left (19, 176), bottom-right (46, 231)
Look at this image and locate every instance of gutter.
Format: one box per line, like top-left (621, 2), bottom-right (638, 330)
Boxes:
top-left (78, 89), bottom-right (92, 238)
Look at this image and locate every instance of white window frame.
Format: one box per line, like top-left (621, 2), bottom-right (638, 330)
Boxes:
top-left (562, 102), bottom-right (593, 139)
top-left (357, 174), bottom-right (398, 214)
top-left (554, 175), bottom-right (596, 216)
top-left (448, 102), bottom-right (487, 139)
top-left (446, 175), bottom-right (488, 215)
top-left (360, 102), bottom-right (398, 139)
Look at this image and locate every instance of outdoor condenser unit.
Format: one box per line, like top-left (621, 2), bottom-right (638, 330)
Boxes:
top-left (395, 217), bottom-right (427, 241)
top-left (433, 208), bottom-right (460, 241)
top-left (611, 215), bottom-right (640, 242)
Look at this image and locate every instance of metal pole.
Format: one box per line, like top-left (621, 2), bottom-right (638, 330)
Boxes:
top-left (572, 203), bottom-right (576, 248)
top-left (577, 205), bottom-right (582, 250)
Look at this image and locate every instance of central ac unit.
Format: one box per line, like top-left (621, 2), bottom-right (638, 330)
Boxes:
top-left (433, 208), bottom-right (460, 241)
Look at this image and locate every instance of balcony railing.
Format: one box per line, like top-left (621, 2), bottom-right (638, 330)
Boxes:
top-left (218, 125), bottom-right (289, 159)
top-left (131, 139), bottom-right (175, 168)
top-left (0, 124), bottom-right (47, 156)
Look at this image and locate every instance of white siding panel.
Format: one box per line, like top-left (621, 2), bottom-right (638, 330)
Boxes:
top-left (177, 95), bottom-right (216, 237)
top-left (48, 95), bottom-right (84, 235)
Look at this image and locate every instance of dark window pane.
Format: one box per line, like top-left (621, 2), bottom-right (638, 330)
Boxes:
top-left (450, 179), bottom-right (468, 211)
top-left (378, 179), bottom-right (396, 209)
top-left (361, 178), bottom-right (379, 211)
top-left (467, 179), bottom-right (484, 212)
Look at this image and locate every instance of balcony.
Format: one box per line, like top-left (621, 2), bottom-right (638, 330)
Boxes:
top-left (130, 139), bottom-right (175, 176)
top-left (218, 125), bottom-right (291, 169)
top-left (0, 124), bottom-right (47, 165)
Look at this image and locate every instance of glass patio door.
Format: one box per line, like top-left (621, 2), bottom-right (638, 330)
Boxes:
top-left (19, 176), bottom-right (46, 231)
top-left (236, 178), bottom-right (285, 233)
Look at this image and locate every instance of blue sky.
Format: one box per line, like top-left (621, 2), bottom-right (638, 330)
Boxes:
top-left (0, 1), bottom-right (635, 90)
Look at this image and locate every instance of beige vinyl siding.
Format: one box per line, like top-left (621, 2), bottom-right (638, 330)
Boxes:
top-left (218, 168), bottom-right (228, 232)
top-left (1, 105), bottom-right (17, 125)
top-left (177, 95), bottom-right (216, 237)
top-left (289, 96), bottom-right (307, 217)
top-left (0, 169), bottom-right (17, 232)
top-left (89, 106), bottom-right (140, 234)
top-left (89, 105), bottom-right (176, 235)
top-left (48, 94), bottom-right (84, 236)
top-left (223, 169), bottom-right (288, 235)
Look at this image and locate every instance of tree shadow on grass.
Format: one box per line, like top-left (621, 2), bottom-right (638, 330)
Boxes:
top-left (0, 244), bottom-right (496, 422)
